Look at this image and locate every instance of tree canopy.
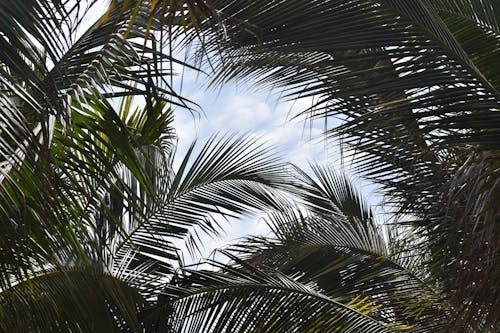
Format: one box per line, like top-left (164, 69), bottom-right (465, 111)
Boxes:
top-left (0, 0), bottom-right (498, 332)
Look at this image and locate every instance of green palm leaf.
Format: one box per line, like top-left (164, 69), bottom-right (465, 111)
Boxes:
top-left (147, 252), bottom-right (393, 332)
top-left (123, 133), bottom-right (290, 266)
top-left (226, 165), bottom-right (451, 331)
top-left (0, 269), bottom-right (144, 333)
top-left (193, 1), bottom-right (500, 328)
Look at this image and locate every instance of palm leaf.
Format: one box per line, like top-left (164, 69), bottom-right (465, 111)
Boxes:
top-left (292, 163), bottom-right (374, 223)
top-left (122, 134), bottom-right (290, 268)
top-left (0, 269), bottom-right (144, 333)
top-left (225, 165), bottom-right (450, 331)
top-left (146, 252), bottom-right (393, 332)
top-left (194, 1), bottom-right (499, 328)
top-left (0, 0), bottom-right (197, 289)
top-left (228, 210), bottom-right (449, 331)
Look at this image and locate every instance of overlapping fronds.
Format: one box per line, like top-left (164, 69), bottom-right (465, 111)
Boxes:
top-left (189, 0), bottom-right (500, 328)
top-left (1, 1), bottom-right (498, 331)
top-left (0, 0), bottom-right (199, 289)
top-left (129, 133), bottom-right (290, 261)
top-left (107, 132), bottom-right (290, 300)
top-left (228, 212), bottom-right (449, 332)
top-left (48, 94), bottom-right (177, 298)
top-left (146, 252), bottom-right (393, 332)
top-left (292, 163), bottom-right (374, 222)
top-left (0, 269), bottom-right (144, 333)
top-left (226, 165), bottom-right (450, 331)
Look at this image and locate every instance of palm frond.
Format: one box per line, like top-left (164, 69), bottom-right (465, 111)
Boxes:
top-left (292, 163), bottom-right (374, 223)
top-left (129, 134), bottom-right (290, 261)
top-left (223, 165), bottom-right (450, 331)
top-left (0, 0), bottom-right (197, 289)
top-left (429, 0), bottom-right (499, 33)
top-left (52, 94), bottom-right (177, 297)
top-left (0, 269), bottom-right (144, 333)
top-left (99, 133), bottom-right (290, 300)
top-left (227, 209), bottom-right (449, 332)
top-left (145, 252), bottom-right (393, 332)
top-left (195, 1), bottom-right (500, 328)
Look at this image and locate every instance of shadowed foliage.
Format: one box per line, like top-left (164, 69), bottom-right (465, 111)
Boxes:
top-left (0, 0), bottom-right (498, 332)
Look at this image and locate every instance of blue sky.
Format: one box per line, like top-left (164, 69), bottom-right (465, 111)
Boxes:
top-left (79, 3), bottom-right (385, 263)
top-left (169, 63), bottom-right (386, 262)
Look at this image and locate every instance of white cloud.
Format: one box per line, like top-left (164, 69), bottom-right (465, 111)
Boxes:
top-left (167, 77), bottom-right (389, 264)
top-left (208, 94), bottom-right (273, 131)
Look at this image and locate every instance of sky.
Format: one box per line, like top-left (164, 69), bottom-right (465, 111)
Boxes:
top-left (168, 63), bottom-right (386, 263)
top-left (77, 2), bottom-right (386, 263)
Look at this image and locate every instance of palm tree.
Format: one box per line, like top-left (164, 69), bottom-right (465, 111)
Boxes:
top-left (1, 0), bottom-right (498, 331)
top-left (193, 0), bottom-right (499, 329)
top-left (158, 164), bottom-right (452, 332)
top-left (0, 92), bottom-right (291, 331)
top-left (0, 0), bottom-right (180, 284)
